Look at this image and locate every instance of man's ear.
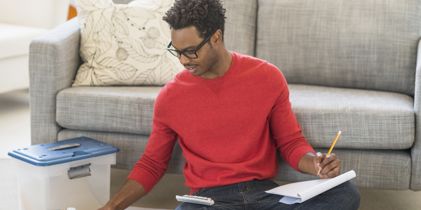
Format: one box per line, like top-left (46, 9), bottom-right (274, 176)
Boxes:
top-left (211, 29), bottom-right (223, 44)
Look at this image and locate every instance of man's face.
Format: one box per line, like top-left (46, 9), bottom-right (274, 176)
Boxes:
top-left (169, 26), bottom-right (218, 78)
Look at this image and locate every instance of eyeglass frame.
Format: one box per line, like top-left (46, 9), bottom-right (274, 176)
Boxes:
top-left (166, 34), bottom-right (212, 59)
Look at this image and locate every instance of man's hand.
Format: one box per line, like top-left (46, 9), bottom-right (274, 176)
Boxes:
top-left (314, 153), bottom-right (341, 178)
top-left (298, 152), bottom-right (341, 178)
top-left (97, 179), bottom-right (147, 210)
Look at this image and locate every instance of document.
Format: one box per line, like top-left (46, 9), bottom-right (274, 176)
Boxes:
top-left (265, 170), bottom-right (356, 204)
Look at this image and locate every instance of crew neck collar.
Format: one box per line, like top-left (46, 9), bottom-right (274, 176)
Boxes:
top-left (189, 51), bottom-right (237, 82)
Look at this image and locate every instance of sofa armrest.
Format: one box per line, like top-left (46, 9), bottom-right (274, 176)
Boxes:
top-left (412, 38), bottom-right (421, 190)
top-left (29, 18), bottom-right (81, 145)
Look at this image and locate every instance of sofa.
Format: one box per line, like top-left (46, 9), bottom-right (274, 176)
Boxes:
top-left (29, 0), bottom-right (421, 191)
top-left (0, 0), bottom-right (69, 93)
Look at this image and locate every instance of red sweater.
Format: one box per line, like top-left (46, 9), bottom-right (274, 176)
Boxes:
top-left (128, 52), bottom-right (314, 192)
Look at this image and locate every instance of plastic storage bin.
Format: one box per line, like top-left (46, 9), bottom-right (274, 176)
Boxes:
top-left (8, 137), bottom-right (119, 210)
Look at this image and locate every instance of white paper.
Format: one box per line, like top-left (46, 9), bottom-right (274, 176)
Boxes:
top-left (266, 170), bottom-right (356, 204)
top-left (279, 196), bottom-right (301, 204)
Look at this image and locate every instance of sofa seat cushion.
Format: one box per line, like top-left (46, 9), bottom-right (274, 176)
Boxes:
top-left (57, 129), bottom-right (411, 189)
top-left (56, 86), bottom-right (161, 135)
top-left (57, 84), bottom-right (414, 150)
top-left (289, 84), bottom-right (414, 150)
top-left (277, 149), bottom-right (411, 190)
top-left (0, 23), bottom-right (46, 58)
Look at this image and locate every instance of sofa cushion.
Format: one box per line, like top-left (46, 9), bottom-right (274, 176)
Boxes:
top-left (222, 0), bottom-right (257, 56)
top-left (289, 84), bottom-right (414, 150)
top-left (0, 23), bottom-right (46, 58)
top-left (57, 129), bottom-right (412, 189)
top-left (256, 0), bottom-right (420, 95)
top-left (111, 0), bottom-right (257, 55)
top-left (57, 86), bottom-right (161, 135)
top-left (277, 149), bottom-right (411, 189)
top-left (73, 0), bottom-right (183, 86)
top-left (56, 84), bottom-right (414, 150)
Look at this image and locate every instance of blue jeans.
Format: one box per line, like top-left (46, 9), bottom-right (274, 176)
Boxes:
top-left (175, 179), bottom-right (360, 210)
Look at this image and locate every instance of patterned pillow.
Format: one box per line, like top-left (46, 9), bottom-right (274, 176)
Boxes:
top-left (73, 0), bottom-right (182, 86)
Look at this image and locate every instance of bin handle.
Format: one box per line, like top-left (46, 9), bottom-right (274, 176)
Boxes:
top-left (68, 163), bottom-right (91, 179)
top-left (48, 143), bottom-right (81, 151)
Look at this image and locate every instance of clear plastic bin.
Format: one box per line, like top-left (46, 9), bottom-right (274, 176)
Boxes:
top-left (9, 137), bottom-right (119, 210)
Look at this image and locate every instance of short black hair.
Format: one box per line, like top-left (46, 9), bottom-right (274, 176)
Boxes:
top-left (163, 0), bottom-right (226, 39)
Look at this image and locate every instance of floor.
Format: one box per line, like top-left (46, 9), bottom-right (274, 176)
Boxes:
top-left (2, 89), bottom-right (421, 210)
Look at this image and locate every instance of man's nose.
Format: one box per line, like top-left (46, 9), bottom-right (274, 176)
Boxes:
top-left (179, 54), bottom-right (190, 65)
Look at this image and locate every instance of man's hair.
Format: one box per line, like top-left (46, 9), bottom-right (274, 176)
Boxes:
top-left (163, 0), bottom-right (226, 39)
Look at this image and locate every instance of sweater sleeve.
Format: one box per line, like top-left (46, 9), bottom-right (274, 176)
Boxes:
top-left (268, 69), bottom-right (315, 171)
top-left (128, 87), bottom-right (177, 192)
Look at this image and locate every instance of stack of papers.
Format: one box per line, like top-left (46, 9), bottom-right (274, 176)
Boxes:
top-left (265, 170), bottom-right (356, 204)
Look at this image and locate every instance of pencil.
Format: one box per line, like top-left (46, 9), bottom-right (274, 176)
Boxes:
top-left (316, 131), bottom-right (342, 176)
top-left (327, 130), bottom-right (342, 156)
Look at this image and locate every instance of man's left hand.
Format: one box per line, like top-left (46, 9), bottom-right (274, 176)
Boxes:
top-left (314, 153), bottom-right (341, 178)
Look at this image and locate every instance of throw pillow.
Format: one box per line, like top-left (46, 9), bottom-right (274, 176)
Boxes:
top-left (73, 0), bottom-right (182, 86)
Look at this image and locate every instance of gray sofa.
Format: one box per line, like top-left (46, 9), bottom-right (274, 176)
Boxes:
top-left (30, 0), bottom-right (421, 190)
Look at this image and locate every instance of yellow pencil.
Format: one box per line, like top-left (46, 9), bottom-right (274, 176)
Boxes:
top-left (327, 130), bottom-right (342, 156)
top-left (317, 131), bottom-right (342, 176)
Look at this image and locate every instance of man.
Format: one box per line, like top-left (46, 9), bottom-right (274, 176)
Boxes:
top-left (99, 0), bottom-right (360, 209)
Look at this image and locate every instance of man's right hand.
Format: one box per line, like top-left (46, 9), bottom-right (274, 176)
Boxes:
top-left (97, 179), bottom-right (147, 210)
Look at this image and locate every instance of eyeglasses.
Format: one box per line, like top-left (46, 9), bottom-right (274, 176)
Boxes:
top-left (166, 35), bottom-right (211, 59)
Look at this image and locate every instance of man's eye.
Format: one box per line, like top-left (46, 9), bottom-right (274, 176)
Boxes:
top-left (184, 50), bottom-right (196, 55)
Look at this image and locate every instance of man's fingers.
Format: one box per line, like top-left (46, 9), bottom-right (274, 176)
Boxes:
top-left (319, 153), bottom-right (336, 168)
top-left (318, 153), bottom-right (341, 178)
top-left (314, 152), bottom-right (323, 176)
top-left (320, 159), bottom-right (341, 178)
top-left (314, 153), bottom-right (342, 178)
top-left (325, 166), bottom-right (341, 178)
top-left (321, 158), bottom-right (340, 174)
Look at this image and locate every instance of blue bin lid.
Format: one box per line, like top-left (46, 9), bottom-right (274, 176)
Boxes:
top-left (8, 136), bottom-right (119, 166)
